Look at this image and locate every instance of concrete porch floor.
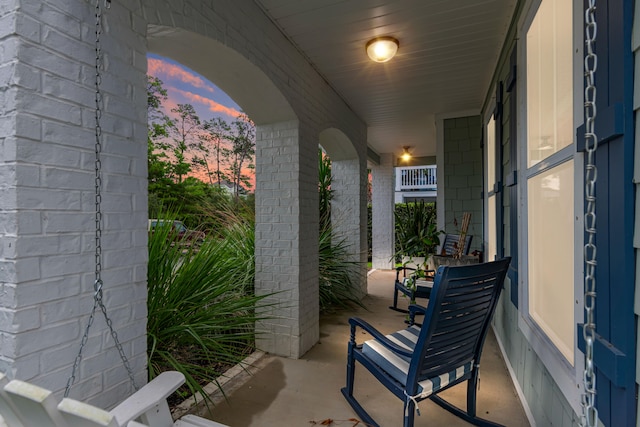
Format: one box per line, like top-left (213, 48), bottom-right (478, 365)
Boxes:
top-left (197, 269), bottom-right (531, 427)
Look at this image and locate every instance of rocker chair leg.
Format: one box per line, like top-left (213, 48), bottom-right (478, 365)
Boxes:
top-left (429, 384), bottom-right (505, 427)
top-left (340, 347), bottom-right (380, 427)
top-left (389, 286), bottom-right (410, 313)
top-left (403, 400), bottom-right (416, 427)
top-left (340, 387), bottom-right (379, 427)
top-left (427, 370), bottom-right (504, 427)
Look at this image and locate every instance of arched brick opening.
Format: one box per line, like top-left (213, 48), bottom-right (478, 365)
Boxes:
top-left (147, 26), bottom-right (296, 126)
top-left (146, 26), bottom-right (324, 359)
top-left (140, 1), bottom-right (367, 359)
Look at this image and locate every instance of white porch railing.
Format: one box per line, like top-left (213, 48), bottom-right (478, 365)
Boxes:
top-left (395, 165), bottom-right (437, 191)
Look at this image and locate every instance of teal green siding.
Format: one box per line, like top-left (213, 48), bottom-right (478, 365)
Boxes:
top-left (443, 115), bottom-right (483, 253)
top-left (493, 287), bottom-right (580, 426)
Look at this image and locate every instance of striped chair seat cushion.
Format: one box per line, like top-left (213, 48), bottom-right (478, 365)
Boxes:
top-left (402, 278), bottom-right (430, 287)
top-left (361, 325), bottom-right (474, 399)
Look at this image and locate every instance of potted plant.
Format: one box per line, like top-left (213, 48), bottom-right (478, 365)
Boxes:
top-left (394, 202), bottom-right (443, 276)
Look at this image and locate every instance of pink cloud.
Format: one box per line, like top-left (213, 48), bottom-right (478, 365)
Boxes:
top-left (173, 88), bottom-right (243, 119)
top-left (148, 58), bottom-right (215, 94)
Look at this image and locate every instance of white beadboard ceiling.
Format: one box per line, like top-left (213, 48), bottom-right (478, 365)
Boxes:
top-left (254, 0), bottom-right (517, 160)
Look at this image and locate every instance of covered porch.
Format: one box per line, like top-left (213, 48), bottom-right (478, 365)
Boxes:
top-left (192, 270), bottom-right (530, 426)
top-left (1, 0), bottom-right (637, 426)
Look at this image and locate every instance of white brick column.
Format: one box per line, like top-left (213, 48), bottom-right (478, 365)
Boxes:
top-left (254, 121), bottom-right (319, 358)
top-left (0, 0), bottom-right (148, 408)
top-left (371, 153), bottom-right (395, 270)
top-left (330, 158), bottom-right (368, 295)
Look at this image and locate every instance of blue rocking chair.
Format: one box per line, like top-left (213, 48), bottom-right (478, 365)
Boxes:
top-left (390, 233), bottom-right (473, 313)
top-left (342, 257), bottom-right (511, 427)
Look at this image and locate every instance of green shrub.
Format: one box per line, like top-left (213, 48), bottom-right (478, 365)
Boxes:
top-left (394, 201), bottom-right (440, 261)
top-left (147, 215), bottom-right (269, 404)
top-left (319, 219), bottom-right (365, 313)
top-left (318, 149), bottom-right (365, 312)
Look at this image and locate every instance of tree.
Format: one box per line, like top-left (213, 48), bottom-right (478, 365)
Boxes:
top-left (146, 76), bottom-right (174, 213)
top-left (147, 75), bottom-right (168, 119)
top-left (147, 76), bottom-right (172, 182)
top-left (228, 113), bottom-right (256, 202)
top-left (201, 117), bottom-right (232, 187)
top-left (168, 103), bottom-right (202, 183)
top-left (145, 73), bottom-right (258, 224)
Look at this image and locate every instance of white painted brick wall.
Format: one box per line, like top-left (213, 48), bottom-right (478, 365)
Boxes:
top-left (0, 0), bottom-right (148, 408)
top-left (371, 153), bottom-right (395, 270)
top-left (331, 158), bottom-right (368, 295)
top-left (254, 121), bottom-right (320, 358)
top-left (0, 0), bottom-right (21, 381)
top-left (2, 0), bottom-right (369, 407)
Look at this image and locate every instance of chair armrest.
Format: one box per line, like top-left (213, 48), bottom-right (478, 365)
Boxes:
top-left (408, 304), bottom-right (427, 325)
top-left (348, 317), bottom-right (413, 358)
top-left (395, 266), bottom-right (416, 281)
top-left (110, 371), bottom-right (185, 425)
top-left (408, 305), bottom-right (427, 316)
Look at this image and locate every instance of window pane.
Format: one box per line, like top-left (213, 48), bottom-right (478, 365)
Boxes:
top-left (526, 0), bottom-right (573, 167)
top-left (527, 159), bottom-right (574, 362)
top-left (487, 116), bottom-right (496, 192)
top-left (487, 195), bottom-right (497, 262)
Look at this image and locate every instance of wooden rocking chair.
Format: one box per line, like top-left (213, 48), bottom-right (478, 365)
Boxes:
top-left (342, 258), bottom-right (510, 427)
top-left (0, 371), bottom-right (227, 427)
top-left (390, 233), bottom-right (473, 313)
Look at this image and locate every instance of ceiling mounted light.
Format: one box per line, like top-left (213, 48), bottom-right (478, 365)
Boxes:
top-left (401, 146), bottom-right (412, 161)
top-left (366, 36), bottom-right (399, 63)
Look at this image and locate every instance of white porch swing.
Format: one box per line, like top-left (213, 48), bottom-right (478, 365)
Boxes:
top-left (0, 1), bottom-right (226, 426)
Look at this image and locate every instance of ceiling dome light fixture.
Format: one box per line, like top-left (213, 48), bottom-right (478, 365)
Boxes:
top-left (401, 146), bottom-right (412, 161)
top-left (366, 36), bottom-right (399, 63)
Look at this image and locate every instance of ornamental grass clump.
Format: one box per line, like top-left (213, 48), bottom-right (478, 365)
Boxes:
top-left (318, 215), bottom-right (366, 313)
top-left (147, 215), bottom-right (269, 404)
top-left (318, 149), bottom-right (366, 313)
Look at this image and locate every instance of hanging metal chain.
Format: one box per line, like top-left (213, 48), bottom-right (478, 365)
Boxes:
top-left (580, 1), bottom-right (598, 426)
top-left (66, 0), bottom-right (139, 397)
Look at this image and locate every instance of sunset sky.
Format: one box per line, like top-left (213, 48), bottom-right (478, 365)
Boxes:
top-left (147, 54), bottom-right (255, 188)
top-left (147, 53), bottom-right (244, 123)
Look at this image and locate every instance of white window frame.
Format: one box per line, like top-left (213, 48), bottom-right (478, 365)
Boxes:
top-left (516, 0), bottom-right (585, 414)
top-left (483, 101), bottom-right (498, 262)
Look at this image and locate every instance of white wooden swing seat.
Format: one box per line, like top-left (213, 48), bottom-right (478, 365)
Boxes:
top-left (0, 371), bottom-right (228, 427)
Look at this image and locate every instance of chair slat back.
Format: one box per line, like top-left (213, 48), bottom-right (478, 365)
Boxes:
top-left (441, 234), bottom-right (473, 256)
top-left (0, 374), bottom-right (26, 427)
top-left (2, 379), bottom-right (70, 427)
top-left (58, 398), bottom-right (119, 427)
top-left (408, 258), bottom-right (510, 384)
top-left (0, 371), bottom-right (222, 427)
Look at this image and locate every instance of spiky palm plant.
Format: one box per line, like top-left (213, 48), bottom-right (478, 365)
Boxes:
top-left (318, 218), bottom-right (365, 312)
top-left (318, 149), bottom-right (365, 312)
top-left (394, 201), bottom-right (440, 261)
top-left (147, 216), bottom-right (268, 403)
